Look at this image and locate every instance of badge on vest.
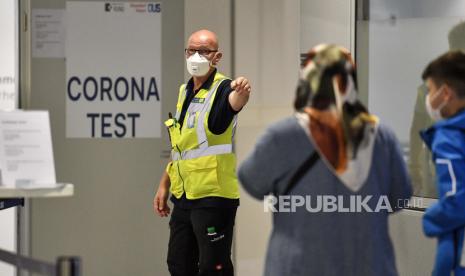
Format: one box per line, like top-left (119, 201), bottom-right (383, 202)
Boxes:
top-left (192, 98), bottom-right (205, 104)
top-left (187, 112), bottom-right (196, 129)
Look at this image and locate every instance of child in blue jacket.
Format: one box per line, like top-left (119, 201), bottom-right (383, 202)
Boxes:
top-left (421, 50), bottom-right (465, 276)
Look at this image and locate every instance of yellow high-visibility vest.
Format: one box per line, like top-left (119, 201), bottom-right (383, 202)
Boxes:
top-left (164, 72), bottom-right (240, 200)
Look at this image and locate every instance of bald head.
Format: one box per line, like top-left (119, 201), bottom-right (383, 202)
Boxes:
top-left (188, 29), bottom-right (219, 50)
top-left (185, 29), bottom-right (222, 68)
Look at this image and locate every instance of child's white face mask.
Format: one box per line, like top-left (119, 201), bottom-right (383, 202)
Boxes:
top-left (425, 86), bottom-right (447, 122)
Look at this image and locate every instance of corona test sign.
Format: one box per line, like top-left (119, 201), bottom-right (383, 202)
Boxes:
top-left (66, 1), bottom-right (162, 138)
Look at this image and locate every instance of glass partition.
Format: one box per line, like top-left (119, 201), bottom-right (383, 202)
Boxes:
top-left (356, 0), bottom-right (465, 199)
top-left (0, 1), bottom-right (19, 275)
top-left (0, 0), bottom-right (19, 110)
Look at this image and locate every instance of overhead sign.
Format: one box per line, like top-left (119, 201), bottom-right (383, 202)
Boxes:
top-left (66, 1), bottom-right (162, 138)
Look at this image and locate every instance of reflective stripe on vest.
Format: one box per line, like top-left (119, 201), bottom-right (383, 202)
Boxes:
top-left (171, 144), bottom-right (232, 161)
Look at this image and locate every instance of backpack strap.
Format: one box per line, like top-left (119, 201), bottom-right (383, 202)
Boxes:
top-left (281, 151), bottom-right (320, 195)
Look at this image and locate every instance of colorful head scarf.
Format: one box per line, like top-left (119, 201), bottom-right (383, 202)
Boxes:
top-left (295, 44), bottom-right (379, 190)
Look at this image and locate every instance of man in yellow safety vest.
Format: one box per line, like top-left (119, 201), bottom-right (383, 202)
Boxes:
top-left (153, 29), bottom-right (251, 276)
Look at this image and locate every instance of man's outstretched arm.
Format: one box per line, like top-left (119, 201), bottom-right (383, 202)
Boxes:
top-left (229, 76), bottom-right (251, 111)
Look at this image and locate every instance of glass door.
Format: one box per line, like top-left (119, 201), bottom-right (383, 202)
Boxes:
top-left (356, 0), bottom-right (465, 203)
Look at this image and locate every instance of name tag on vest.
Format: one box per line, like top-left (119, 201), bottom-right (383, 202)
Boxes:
top-left (192, 98), bottom-right (205, 104)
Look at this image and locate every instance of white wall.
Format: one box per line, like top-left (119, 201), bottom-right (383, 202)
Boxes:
top-left (300, 0), bottom-right (352, 52)
top-left (185, 0), bottom-right (232, 78)
top-left (0, 0), bottom-right (18, 275)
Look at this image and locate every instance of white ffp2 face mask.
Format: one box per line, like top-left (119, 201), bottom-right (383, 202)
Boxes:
top-left (425, 87), bottom-right (447, 122)
top-left (186, 52), bottom-right (211, 77)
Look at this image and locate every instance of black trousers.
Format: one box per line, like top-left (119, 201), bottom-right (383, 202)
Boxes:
top-left (167, 206), bottom-right (237, 276)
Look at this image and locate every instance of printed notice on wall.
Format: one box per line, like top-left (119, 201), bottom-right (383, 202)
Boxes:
top-left (32, 9), bottom-right (65, 58)
top-left (0, 111), bottom-right (56, 188)
top-left (66, 2), bottom-right (162, 138)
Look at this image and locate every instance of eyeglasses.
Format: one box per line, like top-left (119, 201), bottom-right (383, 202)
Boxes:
top-left (185, 48), bottom-right (218, 57)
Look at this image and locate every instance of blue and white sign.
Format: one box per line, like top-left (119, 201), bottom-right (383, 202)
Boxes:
top-left (66, 1), bottom-right (162, 138)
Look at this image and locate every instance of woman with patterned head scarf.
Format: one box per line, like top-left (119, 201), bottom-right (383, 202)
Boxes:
top-left (238, 44), bottom-right (412, 276)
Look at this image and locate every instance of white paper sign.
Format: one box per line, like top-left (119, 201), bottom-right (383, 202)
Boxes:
top-left (66, 2), bottom-right (162, 138)
top-left (32, 9), bottom-right (65, 58)
top-left (0, 111), bottom-right (56, 188)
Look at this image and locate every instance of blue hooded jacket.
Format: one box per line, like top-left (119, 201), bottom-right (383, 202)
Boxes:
top-left (421, 109), bottom-right (465, 275)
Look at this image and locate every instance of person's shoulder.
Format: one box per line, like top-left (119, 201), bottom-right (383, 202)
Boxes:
top-left (266, 116), bottom-right (301, 133)
top-left (376, 123), bottom-right (397, 142)
top-left (373, 123), bottom-right (405, 154)
top-left (251, 116), bottom-right (313, 155)
top-left (432, 126), bottom-right (465, 156)
top-left (182, 77), bottom-right (194, 89)
top-left (434, 124), bottom-right (465, 140)
top-left (263, 116), bottom-right (311, 146)
top-left (216, 78), bottom-right (232, 93)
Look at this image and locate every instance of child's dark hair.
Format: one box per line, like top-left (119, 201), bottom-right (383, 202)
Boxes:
top-left (422, 50), bottom-right (465, 98)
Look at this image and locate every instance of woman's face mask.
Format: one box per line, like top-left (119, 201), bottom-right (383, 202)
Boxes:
top-left (425, 86), bottom-right (447, 122)
top-left (186, 52), bottom-right (212, 77)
